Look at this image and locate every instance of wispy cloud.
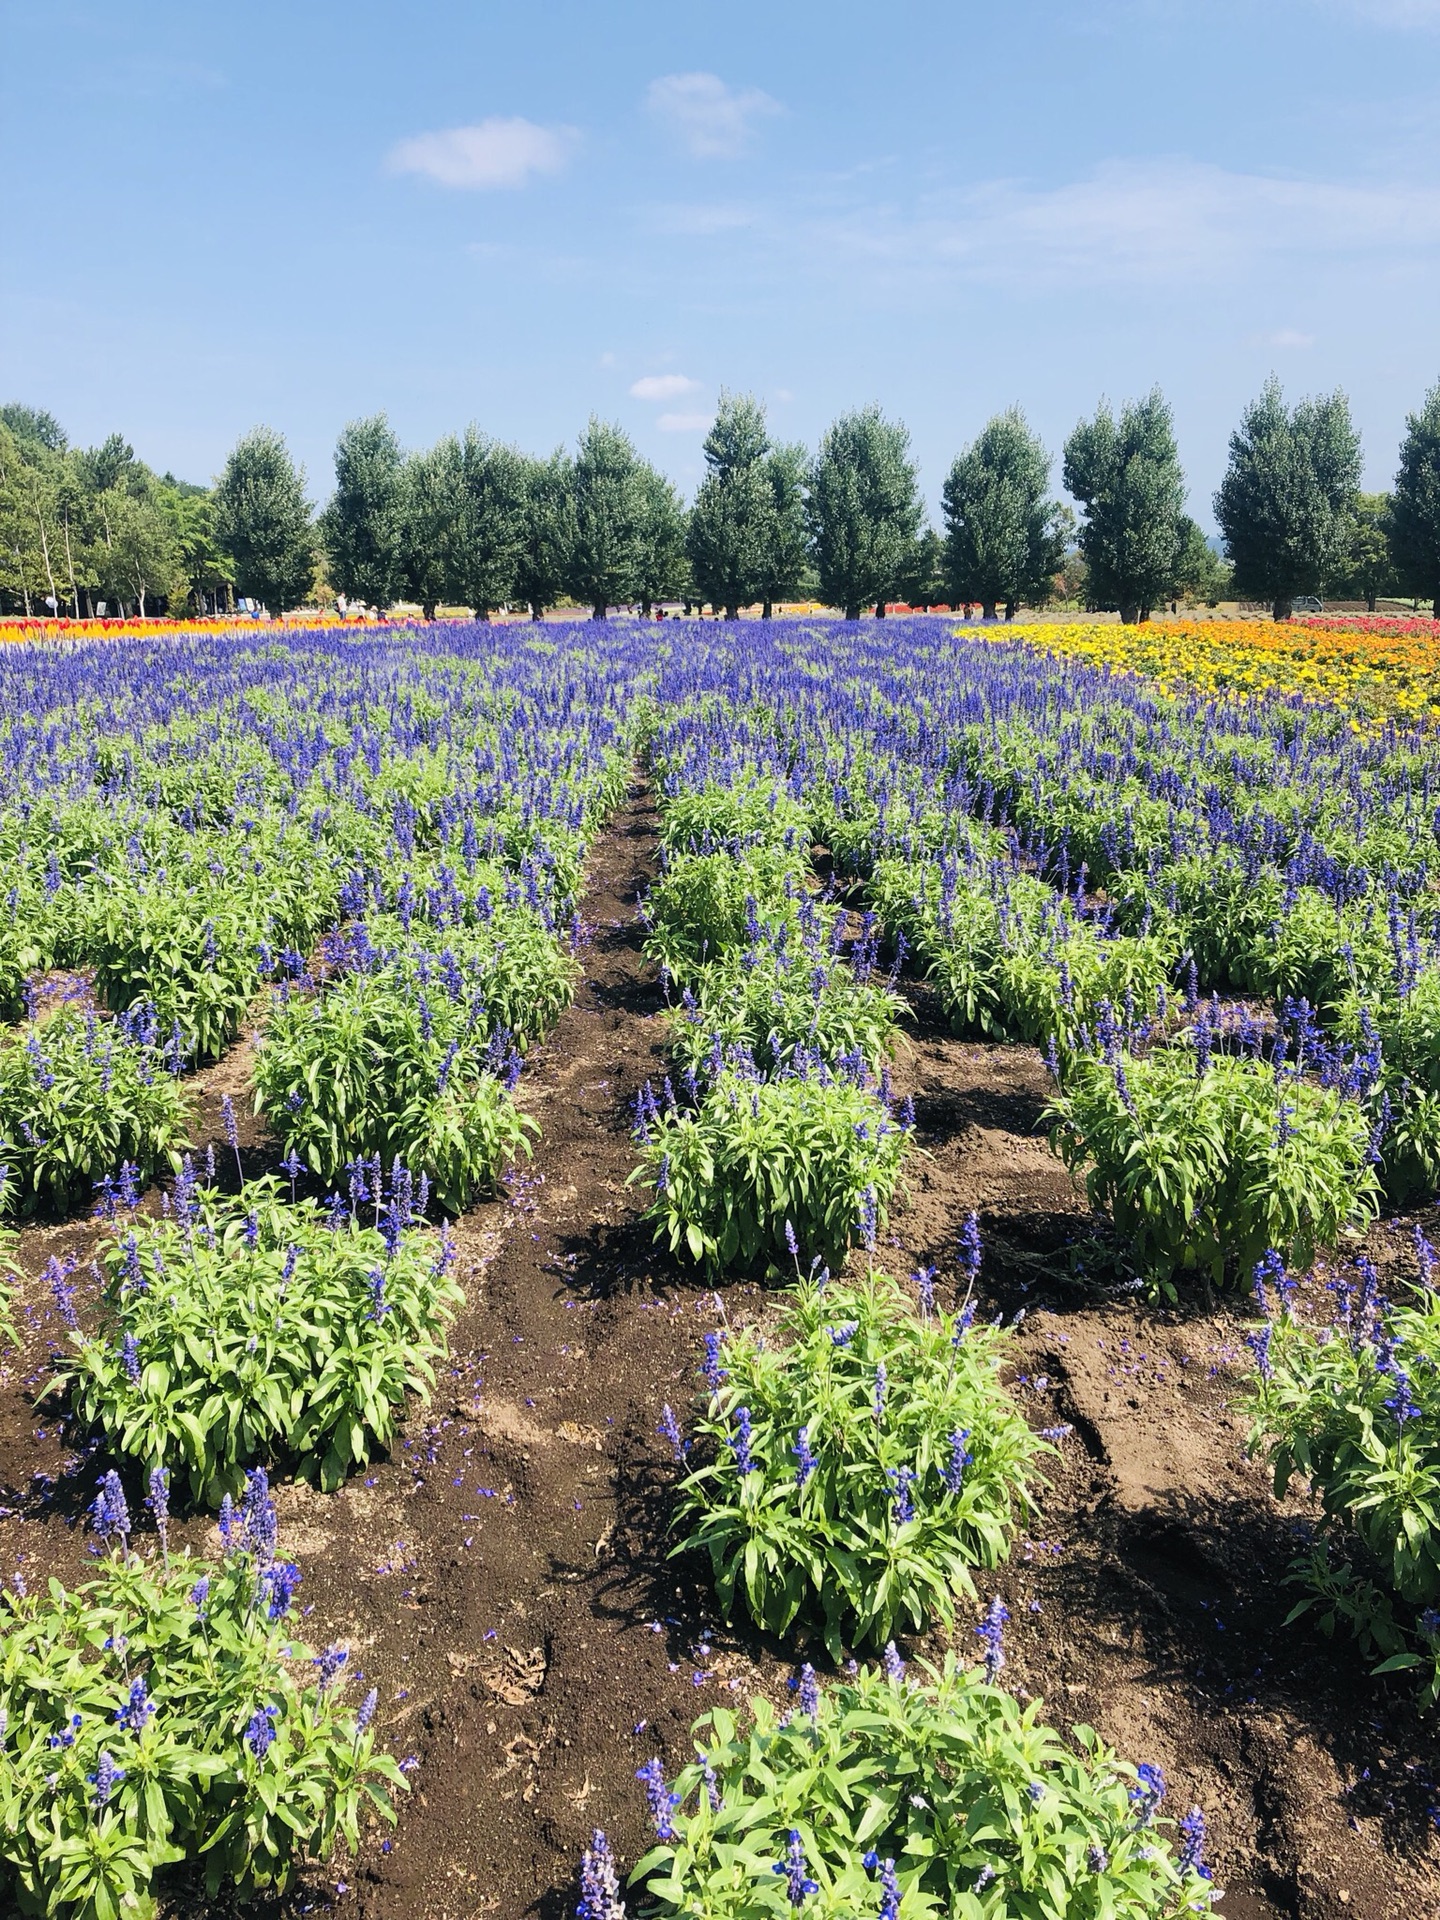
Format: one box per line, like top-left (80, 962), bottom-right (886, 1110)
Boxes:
top-left (807, 158), bottom-right (1440, 288)
top-left (646, 73), bottom-right (781, 159)
top-left (1261, 327), bottom-right (1317, 348)
top-left (630, 373), bottom-right (701, 400)
top-left (657, 410), bottom-right (711, 432)
top-left (387, 117), bottom-right (577, 190)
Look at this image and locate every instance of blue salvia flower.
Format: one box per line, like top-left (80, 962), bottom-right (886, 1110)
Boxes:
top-left (976, 1597), bottom-right (1008, 1683)
top-left (1130, 1763), bottom-right (1166, 1825)
top-left (578, 1828), bottom-right (627, 1920)
top-left (784, 1218), bottom-right (799, 1261)
top-left (958, 1211), bottom-right (983, 1281)
top-left (913, 1265), bottom-right (937, 1317)
top-left (658, 1405), bottom-right (688, 1464)
top-left (260, 1560), bottom-right (302, 1620)
top-left (1245, 1324), bottom-right (1274, 1383)
top-left (116, 1161), bottom-right (139, 1209)
top-left (45, 1254), bottom-right (80, 1331)
top-left (146, 1467), bottom-right (169, 1555)
top-left (189, 1576), bottom-right (210, 1615)
top-left (828, 1321), bottom-right (857, 1347)
top-left (877, 1858), bottom-right (901, 1920)
top-left (858, 1186), bottom-right (878, 1253)
top-left (356, 1687), bottom-right (378, 1733)
top-left (245, 1705), bottom-right (278, 1760)
top-left (1178, 1805), bottom-right (1211, 1880)
top-left (635, 1757), bottom-right (680, 1840)
top-left (796, 1663), bottom-right (820, 1721)
top-left (88, 1750), bottom-right (125, 1809)
top-left (793, 1426), bottom-right (817, 1488)
top-left (873, 1362), bottom-right (887, 1422)
top-left (700, 1757), bottom-right (722, 1811)
top-left (114, 1677), bottom-right (155, 1733)
top-left (1414, 1225), bottom-right (1436, 1288)
top-left (120, 1334), bottom-right (141, 1383)
top-left (732, 1407), bottom-right (756, 1475)
top-left (1252, 1248), bottom-right (1286, 1315)
top-left (773, 1830), bottom-right (818, 1908)
top-left (90, 1470), bottom-right (130, 1548)
top-left (943, 1429), bottom-right (973, 1495)
top-left (702, 1330), bottom-right (728, 1390)
top-left (313, 1645), bottom-right (348, 1692)
top-left (882, 1641), bottom-right (905, 1685)
top-left (888, 1465), bottom-right (915, 1526)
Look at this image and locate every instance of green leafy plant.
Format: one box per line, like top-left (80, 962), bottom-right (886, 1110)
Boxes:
top-left (627, 1651), bottom-right (1217, 1920)
top-left (90, 897), bottom-right (266, 1067)
top-left (632, 1069), bottom-right (910, 1277)
top-left (54, 1171), bottom-right (463, 1503)
top-left (641, 848), bottom-right (821, 986)
top-left (667, 945), bottom-right (904, 1086)
top-left (1047, 1039), bottom-right (1377, 1291)
top-left (0, 1010), bottom-right (190, 1220)
top-left (1244, 1246), bottom-right (1440, 1705)
top-left (0, 1474), bottom-right (403, 1919)
top-left (670, 1271), bottom-right (1045, 1654)
top-left (253, 937), bottom-right (544, 1212)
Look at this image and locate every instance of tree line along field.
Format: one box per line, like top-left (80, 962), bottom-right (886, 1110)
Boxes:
top-left (0, 613), bottom-right (1437, 1920)
top-left (6, 373), bottom-right (1440, 628)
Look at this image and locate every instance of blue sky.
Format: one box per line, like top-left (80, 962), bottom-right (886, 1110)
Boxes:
top-left (4, 0), bottom-right (1439, 528)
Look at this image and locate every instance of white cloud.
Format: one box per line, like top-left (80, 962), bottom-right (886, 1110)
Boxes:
top-left (811, 158), bottom-right (1440, 288)
top-left (387, 117), bottom-right (576, 190)
top-left (1264, 327), bottom-right (1317, 348)
top-left (630, 373), bottom-right (701, 400)
top-left (657, 411), bottom-right (711, 432)
top-left (646, 73), bottom-right (781, 159)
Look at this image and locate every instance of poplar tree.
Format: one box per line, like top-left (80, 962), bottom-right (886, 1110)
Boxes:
top-left (213, 427), bottom-right (314, 615)
top-left (1063, 390), bottom-right (1185, 624)
top-left (943, 409), bottom-right (1062, 621)
top-left (806, 406), bottom-right (921, 621)
top-left (565, 419), bottom-right (647, 619)
top-left (686, 392), bottom-right (774, 619)
top-left (1390, 381), bottom-right (1440, 619)
top-left (322, 414), bottom-right (404, 609)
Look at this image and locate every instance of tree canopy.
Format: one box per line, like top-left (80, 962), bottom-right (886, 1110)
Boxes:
top-left (1390, 381), bottom-right (1440, 619)
top-left (213, 427), bottom-right (315, 615)
top-left (942, 409), bottom-right (1061, 620)
top-left (1063, 391), bottom-right (1186, 623)
top-left (806, 406), bottom-right (922, 621)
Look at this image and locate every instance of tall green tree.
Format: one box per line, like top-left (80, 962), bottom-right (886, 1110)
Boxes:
top-left (634, 463), bottom-right (688, 614)
top-left (686, 392), bottom-right (774, 618)
top-left (1334, 492), bottom-right (1398, 612)
top-left (321, 414), bottom-right (404, 610)
top-left (92, 490), bottom-right (181, 617)
top-left (1063, 390), bottom-right (1185, 624)
top-left (755, 441), bottom-right (809, 619)
top-left (1171, 517), bottom-right (1231, 608)
top-left (565, 419), bottom-right (646, 619)
top-left (514, 450), bottom-right (576, 620)
top-left (398, 436), bottom-right (468, 620)
top-left (0, 404), bottom-right (67, 454)
top-left (1213, 378), bottom-right (1362, 621)
top-left (457, 429), bottom-right (526, 619)
top-left (1389, 381), bottom-right (1440, 619)
top-left (213, 427), bottom-right (315, 615)
top-left (898, 526), bottom-right (945, 611)
top-left (943, 409), bottom-right (1062, 621)
top-left (806, 405), bottom-right (922, 621)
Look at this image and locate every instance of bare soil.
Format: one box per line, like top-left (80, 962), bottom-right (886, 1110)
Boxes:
top-left (1, 783), bottom-right (1436, 1920)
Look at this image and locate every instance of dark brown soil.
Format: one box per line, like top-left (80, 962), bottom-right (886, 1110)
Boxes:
top-left (1, 783), bottom-right (1437, 1920)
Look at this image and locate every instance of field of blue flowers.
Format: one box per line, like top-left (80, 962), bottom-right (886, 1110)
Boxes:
top-left (0, 615), bottom-right (1435, 1920)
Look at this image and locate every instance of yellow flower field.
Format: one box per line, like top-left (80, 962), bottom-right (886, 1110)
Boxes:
top-left (985, 619), bottom-right (1440, 722)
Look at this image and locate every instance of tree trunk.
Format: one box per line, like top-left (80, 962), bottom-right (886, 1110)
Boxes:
top-left (762, 598), bottom-right (772, 621)
top-left (592, 601), bottom-right (607, 620)
top-left (844, 601), bottom-right (861, 622)
top-left (641, 596), bottom-right (653, 616)
top-left (875, 599), bottom-right (887, 618)
top-left (475, 607), bottom-right (491, 623)
top-left (1367, 593), bottom-right (1378, 612)
top-left (422, 600), bottom-right (437, 621)
top-left (1138, 606), bottom-right (1151, 624)
top-left (1118, 602), bottom-right (1139, 625)
top-left (981, 601), bottom-right (997, 622)
top-left (1004, 600), bottom-right (1016, 622)
top-left (1272, 598), bottom-right (1291, 622)
top-left (530, 602), bottom-right (543, 621)
top-left (725, 603), bottom-right (740, 620)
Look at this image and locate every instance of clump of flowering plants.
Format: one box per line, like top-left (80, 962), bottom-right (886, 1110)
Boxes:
top-left (0, 1007), bottom-right (191, 1220)
top-left (0, 1466), bottom-right (403, 1919)
top-left (631, 1060), bottom-right (910, 1278)
top-left (667, 1267), bottom-right (1045, 1655)
top-left (641, 847), bottom-right (823, 987)
top-left (1046, 1006), bottom-right (1377, 1295)
top-left (253, 928), bottom-right (541, 1213)
top-left (1243, 1242), bottom-right (1440, 1705)
top-left (622, 1645), bottom-right (1217, 1920)
top-left (52, 1164), bottom-right (461, 1503)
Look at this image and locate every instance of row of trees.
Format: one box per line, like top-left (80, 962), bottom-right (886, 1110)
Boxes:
top-left (0, 405), bottom-right (233, 618)
top-left (7, 381), bottom-right (1440, 621)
